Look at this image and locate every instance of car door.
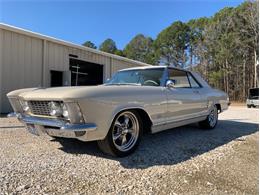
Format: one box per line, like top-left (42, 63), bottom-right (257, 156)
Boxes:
top-left (186, 72), bottom-right (209, 115)
top-left (165, 68), bottom-right (203, 123)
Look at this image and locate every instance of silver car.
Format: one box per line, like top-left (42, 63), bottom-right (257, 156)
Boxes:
top-left (7, 66), bottom-right (229, 157)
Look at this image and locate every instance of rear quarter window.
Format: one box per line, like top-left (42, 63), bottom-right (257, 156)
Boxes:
top-left (168, 69), bottom-right (190, 88)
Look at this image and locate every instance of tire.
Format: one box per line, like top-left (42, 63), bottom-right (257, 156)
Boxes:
top-left (199, 105), bottom-right (218, 129)
top-left (247, 105), bottom-right (251, 108)
top-left (97, 110), bottom-right (143, 157)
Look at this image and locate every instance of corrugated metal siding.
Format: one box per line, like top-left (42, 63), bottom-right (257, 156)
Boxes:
top-left (1, 29), bottom-right (43, 113)
top-left (47, 42), bottom-right (69, 72)
top-left (111, 58), bottom-right (145, 73)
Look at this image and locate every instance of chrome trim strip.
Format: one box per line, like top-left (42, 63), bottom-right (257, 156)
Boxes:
top-left (152, 115), bottom-right (207, 133)
top-left (7, 112), bottom-right (97, 132)
top-left (60, 123), bottom-right (96, 131)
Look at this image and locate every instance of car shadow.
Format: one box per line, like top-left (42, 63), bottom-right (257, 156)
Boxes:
top-left (54, 120), bottom-right (258, 169)
top-left (0, 125), bottom-right (25, 129)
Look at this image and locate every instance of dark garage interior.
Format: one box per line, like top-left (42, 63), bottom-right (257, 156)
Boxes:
top-left (50, 70), bottom-right (63, 87)
top-left (69, 58), bottom-right (103, 86)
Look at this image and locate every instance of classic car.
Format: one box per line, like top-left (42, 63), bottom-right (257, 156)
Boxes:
top-left (246, 88), bottom-right (259, 108)
top-left (7, 66), bottom-right (229, 157)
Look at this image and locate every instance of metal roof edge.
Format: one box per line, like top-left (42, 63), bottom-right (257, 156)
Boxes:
top-left (0, 23), bottom-right (152, 67)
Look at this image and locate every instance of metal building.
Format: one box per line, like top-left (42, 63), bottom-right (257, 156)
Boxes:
top-left (0, 23), bottom-right (150, 113)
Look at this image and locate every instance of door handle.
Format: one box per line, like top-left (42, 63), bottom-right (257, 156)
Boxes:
top-left (193, 90), bottom-right (200, 94)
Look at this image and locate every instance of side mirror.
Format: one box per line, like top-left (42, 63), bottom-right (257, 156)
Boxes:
top-left (166, 79), bottom-right (175, 88)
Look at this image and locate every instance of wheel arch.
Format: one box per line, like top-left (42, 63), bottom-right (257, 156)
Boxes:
top-left (110, 107), bottom-right (153, 134)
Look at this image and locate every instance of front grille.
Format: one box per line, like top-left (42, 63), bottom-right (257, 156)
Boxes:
top-left (28, 101), bottom-right (61, 116)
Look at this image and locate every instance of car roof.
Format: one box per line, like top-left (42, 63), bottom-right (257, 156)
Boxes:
top-left (119, 65), bottom-right (188, 72)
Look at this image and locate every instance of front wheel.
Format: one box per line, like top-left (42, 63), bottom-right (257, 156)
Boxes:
top-left (199, 105), bottom-right (218, 129)
top-left (97, 110), bottom-right (142, 157)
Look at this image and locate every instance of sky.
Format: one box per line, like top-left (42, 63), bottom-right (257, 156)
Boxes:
top-left (1, 0), bottom-right (244, 50)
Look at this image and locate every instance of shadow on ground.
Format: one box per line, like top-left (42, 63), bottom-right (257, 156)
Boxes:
top-left (0, 113), bottom-right (9, 118)
top-left (54, 120), bottom-right (258, 169)
top-left (0, 125), bottom-right (25, 129)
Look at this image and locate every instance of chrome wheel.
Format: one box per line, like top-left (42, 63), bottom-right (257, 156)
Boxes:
top-left (199, 105), bottom-right (219, 129)
top-left (208, 106), bottom-right (218, 127)
top-left (112, 111), bottom-right (139, 152)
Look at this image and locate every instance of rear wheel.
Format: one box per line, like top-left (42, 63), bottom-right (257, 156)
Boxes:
top-left (247, 105), bottom-right (252, 108)
top-left (199, 105), bottom-right (218, 129)
top-left (97, 110), bottom-right (142, 157)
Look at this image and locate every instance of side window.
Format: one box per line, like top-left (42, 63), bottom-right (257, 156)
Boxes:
top-left (188, 73), bottom-right (201, 88)
top-left (168, 69), bottom-right (190, 88)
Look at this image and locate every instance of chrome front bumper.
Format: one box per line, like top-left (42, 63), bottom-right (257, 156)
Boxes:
top-left (8, 112), bottom-right (97, 139)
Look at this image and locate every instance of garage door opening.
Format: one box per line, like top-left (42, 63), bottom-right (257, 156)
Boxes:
top-left (69, 59), bottom-right (103, 86)
top-left (50, 70), bottom-right (63, 87)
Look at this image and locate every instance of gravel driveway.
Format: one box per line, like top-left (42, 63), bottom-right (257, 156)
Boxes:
top-left (0, 106), bottom-right (258, 194)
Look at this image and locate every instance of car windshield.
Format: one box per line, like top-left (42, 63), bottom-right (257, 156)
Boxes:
top-left (105, 68), bottom-right (165, 87)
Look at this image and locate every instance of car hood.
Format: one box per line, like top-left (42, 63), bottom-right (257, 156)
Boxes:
top-left (8, 85), bottom-right (157, 101)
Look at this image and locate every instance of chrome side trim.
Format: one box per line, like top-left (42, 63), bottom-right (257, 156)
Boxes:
top-left (151, 115), bottom-right (208, 133)
top-left (8, 112), bottom-right (97, 132)
top-left (60, 123), bottom-right (96, 131)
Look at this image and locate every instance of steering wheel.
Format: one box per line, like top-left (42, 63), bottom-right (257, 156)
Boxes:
top-left (143, 80), bottom-right (159, 86)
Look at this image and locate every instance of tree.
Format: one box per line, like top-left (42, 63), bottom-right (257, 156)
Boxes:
top-left (124, 34), bottom-right (156, 64)
top-left (187, 17), bottom-right (209, 70)
top-left (99, 38), bottom-right (117, 54)
top-left (114, 49), bottom-right (125, 57)
top-left (236, 1), bottom-right (259, 88)
top-left (193, 1), bottom-right (258, 101)
top-left (82, 41), bottom-right (97, 49)
top-left (154, 21), bottom-right (189, 67)
top-left (206, 7), bottom-right (236, 94)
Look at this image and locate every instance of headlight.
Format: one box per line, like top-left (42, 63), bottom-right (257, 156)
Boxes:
top-left (49, 102), bottom-right (63, 116)
top-left (48, 101), bottom-right (83, 123)
top-left (48, 102), bottom-right (70, 120)
top-left (19, 100), bottom-right (30, 112)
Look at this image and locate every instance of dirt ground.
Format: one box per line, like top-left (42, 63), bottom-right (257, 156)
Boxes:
top-left (0, 106), bottom-right (258, 194)
top-left (230, 101), bottom-right (247, 107)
